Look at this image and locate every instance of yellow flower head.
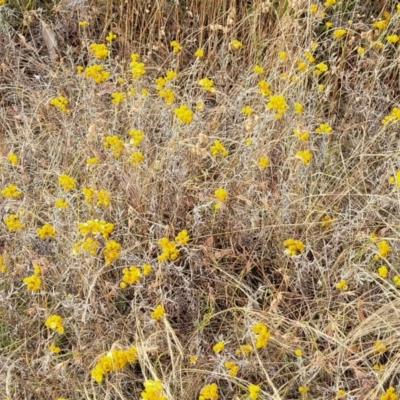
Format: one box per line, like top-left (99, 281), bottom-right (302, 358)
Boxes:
top-left (231, 39), bottom-right (243, 50)
top-left (258, 156), bottom-right (269, 168)
top-left (212, 341), bottom-right (224, 353)
top-left (333, 29), bottom-right (347, 39)
top-left (7, 152), bottom-right (18, 165)
top-left (89, 43), bottom-right (108, 58)
top-left (335, 279), bottom-right (348, 291)
top-left (194, 48), bottom-right (204, 57)
top-left (210, 140), bottom-right (228, 157)
top-left (283, 239), bottom-right (305, 256)
top-left (45, 314), bottom-right (64, 334)
top-left (151, 305), bottom-right (165, 320)
top-left (174, 104), bottom-right (193, 123)
top-left (170, 40), bottom-right (181, 53)
top-left (36, 224), bottom-right (56, 239)
top-left (1, 183), bottom-right (22, 198)
top-left (58, 174), bottom-right (76, 190)
top-left (199, 77), bottom-right (215, 92)
top-left (106, 31), bottom-right (117, 42)
top-left (296, 150), bottom-right (312, 165)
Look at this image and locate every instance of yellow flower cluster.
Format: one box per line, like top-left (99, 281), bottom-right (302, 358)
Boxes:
top-left (387, 34), bottom-right (400, 44)
top-left (258, 156), bottom-right (269, 168)
top-left (283, 239), bottom-right (305, 256)
top-left (130, 53), bottom-right (146, 78)
top-left (199, 383), bottom-right (218, 400)
top-left (73, 237), bottom-right (99, 256)
top-left (321, 215), bottom-right (333, 228)
top-left (253, 65), bottom-right (264, 74)
top-left (266, 94), bottom-right (287, 119)
top-left (293, 129), bottom-right (309, 141)
top-left (1, 183), bottom-right (22, 198)
top-left (58, 174), bottom-right (76, 190)
top-left (373, 340), bottom-right (387, 354)
top-left (151, 304), bottom-right (165, 320)
top-left (82, 187), bottom-right (110, 207)
top-left (55, 198), bottom-right (68, 208)
top-left (210, 140), bottom-right (228, 157)
top-left (224, 361), bottom-right (239, 377)
top-left (252, 322), bottom-right (271, 348)
top-left (213, 341), bottom-right (224, 353)
top-left (199, 77), bottom-right (215, 92)
top-left (378, 265), bottom-right (388, 278)
top-left (91, 346), bottom-right (138, 383)
top-left (0, 255), bottom-right (7, 272)
top-left (85, 64), bottom-right (110, 83)
top-left (296, 150), bottom-right (312, 165)
top-left (129, 129), bottom-right (144, 146)
top-left (258, 80), bottom-right (272, 96)
top-left (78, 219), bottom-right (114, 238)
top-left (157, 230), bottom-right (189, 261)
top-left (241, 105), bottom-right (253, 115)
top-left (49, 343), bottom-right (61, 353)
top-left (214, 188), bottom-right (228, 209)
top-left (235, 343), bottom-right (252, 356)
top-left (111, 91), bottom-right (125, 104)
top-left (294, 102), bottom-right (303, 114)
top-left (382, 107), bottom-right (400, 125)
top-left (374, 240), bottom-right (391, 260)
top-left (158, 88), bottom-right (175, 105)
top-left (7, 152), bottom-right (18, 165)
top-left (49, 96), bottom-right (68, 113)
top-left (141, 379), bottom-right (167, 400)
top-left (170, 40), bottom-right (181, 52)
top-left (23, 265), bottom-right (41, 292)
top-left (315, 123), bottom-right (332, 134)
top-left (106, 31), bottom-right (117, 42)
top-left (36, 223), bottom-right (56, 239)
top-left (249, 384), bottom-right (261, 400)
top-left (86, 156), bottom-right (99, 164)
top-left (324, 0), bottom-right (336, 7)
top-left (4, 214), bottom-right (24, 232)
top-left (231, 39), bottom-right (243, 50)
top-left (194, 48), bottom-right (204, 57)
top-left (298, 386), bottom-right (309, 393)
top-left (174, 104), bottom-right (193, 123)
top-left (373, 20), bottom-right (387, 30)
top-left (120, 265), bottom-right (140, 288)
top-left (103, 240), bottom-right (121, 265)
top-left (335, 279), bottom-right (348, 291)
top-left (130, 151), bottom-right (144, 166)
top-left (45, 314), bottom-right (64, 334)
top-left (380, 386), bottom-right (398, 400)
top-left (333, 29), bottom-right (347, 39)
top-left (89, 43), bottom-right (108, 59)
top-left (314, 62), bottom-right (328, 75)
top-left (103, 135), bottom-right (124, 158)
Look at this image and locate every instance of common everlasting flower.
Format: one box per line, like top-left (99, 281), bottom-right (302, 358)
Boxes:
top-left (199, 383), bottom-right (218, 400)
top-left (266, 94), bottom-right (287, 119)
top-left (170, 40), bottom-right (181, 52)
top-left (253, 65), bottom-right (264, 74)
top-left (36, 223), bottom-right (56, 239)
top-left (4, 214), bottom-right (24, 231)
top-left (1, 183), bottom-right (22, 198)
top-left (174, 105), bottom-right (193, 123)
top-left (333, 29), bottom-right (347, 39)
top-left (248, 384), bottom-right (261, 400)
top-left (175, 229), bottom-right (190, 245)
top-left (103, 135), bottom-right (124, 159)
top-left (85, 64), bottom-right (110, 83)
top-left (151, 305), bottom-right (165, 320)
top-left (54, 198), bottom-right (68, 208)
top-left (45, 314), bottom-right (64, 334)
top-left (58, 174), bottom-right (76, 190)
top-left (7, 153), bottom-right (18, 165)
top-left (105, 31), bottom-right (117, 42)
top-left (50, 96), bottom-right (68, 113)
top-left (199, 78), bottom-right (214, 92)
top-left (130, 151), bottom-right (144, 166)
top-left (252, 322), bottom-right (271, 348)
top-left (296, 150), bottom-right (312, 165)
top-left (335, 279), bottom-right (348, 291)
top-left (210, 140), bottom-right (228, 157)
top-left (141, 380), bottom-right (167, 400)
top-left (89, 43), bottom-right (108, 58)
top-left (283, 239), bottom-right (305, 256)
top-left (129, 129), bottom-right (144, 146)
top-left (382, 107), bottom-right (400, 125)
top-left (120, 266), bottom-right (141, 288)
top-left (258, 156), bottom-right (269, 168)
top-left (194, 48), bottom-right (204, 57)
top-left (224, 361), bottom-right (239, 377)
top-left (103, 240), bottom-right (121, 265)
top-left (378, 265), bottom-right (388, 278)
top-left (231, 39), bottom-right (243, 49)
top-left (315, 123), bottom-right (332, 134)
top-left (111, 92), bottom-right (125, 104)
top-left (212, 341), bottom-right (224, 353)
top-left (23, 265), bottom-right (41, 292)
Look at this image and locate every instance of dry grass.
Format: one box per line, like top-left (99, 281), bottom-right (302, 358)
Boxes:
top-left (1, 0), bottom-right (400, 399)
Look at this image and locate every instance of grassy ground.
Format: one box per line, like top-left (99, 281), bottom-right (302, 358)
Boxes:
top-left (1, 0), bottom-right (400, 399)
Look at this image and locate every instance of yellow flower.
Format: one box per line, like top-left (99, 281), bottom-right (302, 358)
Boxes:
top-left (315, 123), bottom-right (332, 134)
top-left (214, 188), bottom-right (228, 203)
top-left (130, 151), bottom-right (144, 166)
top-left (231, 39), bottom-right (243, 49)
top-left (36, 224), bottom-right (56, 239)
top-left (373, 340), bottom-right (387, 354)
top-left (294, 102), bottom-right (303, 114)
top-left (266, 94), bottom-right (287, 119)
top-left (130, 60), bottom-right (146, 78)
top-left (85, 64), bottom-right (110, 83)
top-left (303, 51), bottom-right (315, 63)
top-left (174, 104), bottom-right (193, 123)
top-left (249, 384), bottom-right (261, 400)
top-left (241, 105), bottom-right (253, 115)
top-left (199, 78), bottom-right (214, 92)
top-left (7, 152), bottom-right (18, 165)
top-left (76, 65), bottom-right (83, 74)
top-left (245, 137), bottom-right (253, 146)
top-left (277, 51), bottom-right (287, 60)
top-left (199, 383), bottom-right (218, 400)
top-left (333, 29), bottom-right (347, 39)
top-left (49, 96), bottom-right (68, 113)
top-left (117, 77), bottom-right (124, 83)
top-left (324, 0), bottom-right (336, 6)
top-left (293, 129), bottom-right (309, 141)
top-left (380, 387), bottom-right (397, 400)
top-left (194, 48), bottom-right (204, 57)
top-left (96, 189), bottom-right (110, 207)
top-left (129, 129), bottom-right (144, 146)
top-left (258, 156), bottom-right (269, 168)
top-left (89, 43), bottom-right (108, 59)
top-left (58, 174), bottom-right (76, 190)
top-left (78, 20), bottom-right (87, 27)
top-left (325, 21), bottom-right (333, 28)
top-left (378, 265), bottom-right (388, 279)
top-left (23, 274), bottom-right (41, 292)
top-left (54, 198), bottom-right (68, 208)
top-left (357, 46), bottom-right (366, 57)
top-left (373, 363), bottom-right (385, 371)
top-left (382, 107), bottom-right (400, 125)
top-left (103, 240), bottom-right (121, 265)
top-left (86, 156), bottom-right (99, 164)
top-left (157, 237), bottom-right (179, 261)
top-left (50, 343), bottom-right (61, 353)
top-left (78, 219), bottom-right (114, 238)
top-left (210, 140), bottom-right (228, 157)
top-left (386, 34), bottom-right (399, 43)
top-left (151, 305), bottom-right (165, 320)
top-left (314, 62), bottom-right (328, 75)
top-left (393, 275), bottom-right (400, 287)
top-left (1, 183), bottom-right (22, 198)
top-left (235, 344), bottom-right (253, 356)
top-left (165, 70), bottom-right (177, 81)
top-left (103, 135), bottom-right (124, 159)
top-left (158, 88), bottom-right (175, 105)
top-left (45, 314), bottom-right (64, 334)
top-left (170, 40), bottom-right (181, 53)
top-left (111, 91), bottom-right (125, 104)
top-left (337, 389), bottom-right (346, 397)
top-left (121, 266), bottom-right (141, 286)
top-left (283, 239), bottom-right (305, 256)
top-left (4, 214), bottom-right (24, 231)
top-left (105, 31), bottom-right (117, 42)
top-left (373, 20), bottom-right (387, 30)
top-left (0, 255), bottom-right (7, 273)
top-left (189, 355), bottom-right (198, 363)
top-left (298, 386), bottom-right (309, 393)
top-left (335, 279), bottom-right (348, 291)
top-left (175, 229), bottom-right (190, 245)
top-left (297, 59), bottom-right (307, 72)
top-left (257, 80), bottom-right (272, 96)
top-left (252, 322), bottom-right (271, 348)
top-left (82, 187), bottom-right (95, 203)
top-left (296, 150), bottom-right (312, 165)
top-left (224, 361), bottom-right (239, 377)
top-left (309, 4), bottom-right (318, 13)
top-left (141, 380), bottom-right (167, 400)
top-left (321, 215), bottom-right (333, 228)
top-left (142, 264), bottom-right (152, 276)
top-left (374, 240), bottom-right (391, 259)
top-left (253, 65), bottom-right (264, 74)
top-left (212, 341), bottom-right (224, 353)
top-left (318, 84), bottom-right (325, 92)
top-left (294, 348), bottom-right (303, 357)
